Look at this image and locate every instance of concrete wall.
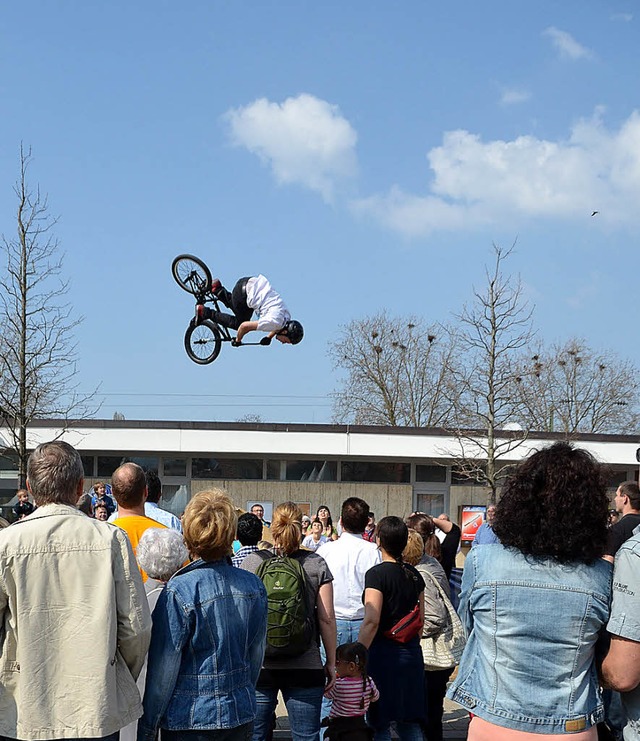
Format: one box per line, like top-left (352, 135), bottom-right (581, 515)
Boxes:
top-left (450, 484), bottom-right (493, 517)
top-left (192, 480), bottom-right (415, 520)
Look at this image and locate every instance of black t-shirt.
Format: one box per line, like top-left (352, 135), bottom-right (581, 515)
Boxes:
top-left (12, 501), bottom-right (34, 518)
top-left (605, 513), bottom-right (640, 557)
top-left (364, 561), bottom-right (424, 635)
top-left (440, 524), bottom-right (461, 578)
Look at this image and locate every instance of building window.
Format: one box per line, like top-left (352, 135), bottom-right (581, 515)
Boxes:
top-left (97, 456), bottom-right (124, 477)
top-left (341, 461), bottom-right (410, 484)
top-left (192, 457), bottom-right (263, 480)
top-left (0, 453), bottom-right (18, 471)
top-left (415, 464), bottom-right (447, 483)
top-left (415, 492), bottom-right (445, 515)
top-left (81, 455), bottom-right (95, 477)
top-left (609, 470), bottom-right (632, 488)
top-left (125, 456), bottom-right (159, 471)
top-left (451, 467), bottom-right (478, 485)
top-left (285, 460), bottom-right (337, 481)
top-left (266, 460), bottom-right (282, 480)
top-left (163, 458), bottom-right (187, 477)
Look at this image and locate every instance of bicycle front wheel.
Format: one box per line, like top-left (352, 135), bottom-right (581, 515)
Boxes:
top-left (172, 254), bottom-right (212, 295)
top-left (184, 320), bottom-right (222, 365)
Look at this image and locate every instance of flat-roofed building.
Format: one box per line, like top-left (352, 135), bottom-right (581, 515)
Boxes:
top-left (2, 420), bottom-right (638, 529)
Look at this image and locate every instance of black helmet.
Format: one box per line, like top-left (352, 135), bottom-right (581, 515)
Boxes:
top-left (280, 320), bottom-right (304, 345)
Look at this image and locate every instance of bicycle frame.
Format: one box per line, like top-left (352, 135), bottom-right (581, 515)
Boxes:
top-left (174, 255), bottom-right (265, 365)
top-left (191, 290), bottom-right (262, 345)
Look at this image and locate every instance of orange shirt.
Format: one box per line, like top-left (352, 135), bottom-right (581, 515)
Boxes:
top-left (112, 515), bottom-right (167, 582)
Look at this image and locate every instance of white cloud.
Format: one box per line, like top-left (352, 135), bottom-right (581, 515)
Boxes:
top-left (223, 94), bottom-right (357, 203)
top-left (543, 26), bottom-right (593, 60)
top-left (352, 110), bottom-right (640, 237)
top-left (610, 12), bottom-right (633, 22)
top-left (500, 88), bottom-right (531, 105)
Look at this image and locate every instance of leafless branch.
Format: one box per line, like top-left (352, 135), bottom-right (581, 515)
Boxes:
top-left (0, 145), bottom-right (100, 484)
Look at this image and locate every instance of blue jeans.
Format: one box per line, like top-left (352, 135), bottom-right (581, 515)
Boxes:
top-left (163, 723), bottom-right (253, 741)
top-left (320, 618), bottom-right (363, 719)
top-left (373, 722), bottom-right (424, 741)
top-left (254, 685), bottom-right (324, 741)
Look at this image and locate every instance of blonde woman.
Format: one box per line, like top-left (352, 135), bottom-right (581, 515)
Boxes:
top-left (139, 490), bottom-right (268, 741)
top-left (404, 519), bottom-right (455, 741)
top-left (242, 501), bottom-right (337, 741)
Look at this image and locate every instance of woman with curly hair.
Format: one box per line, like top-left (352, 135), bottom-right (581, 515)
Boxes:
top-left (447, 442), bottom-right (612, 741)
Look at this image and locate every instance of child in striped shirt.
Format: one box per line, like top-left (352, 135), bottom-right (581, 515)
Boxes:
top-left (323, 642), bottom-right (379, 740)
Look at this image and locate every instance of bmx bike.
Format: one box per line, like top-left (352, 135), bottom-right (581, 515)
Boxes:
top-left (172, 254), bottom-right (263, 365)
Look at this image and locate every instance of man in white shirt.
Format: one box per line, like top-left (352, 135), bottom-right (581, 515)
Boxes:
top-left (317, 497), bottom-right (380, 717)
top-left (195, 274), bottom-right (304, 345)
top-left (317, 498), bottom-right (381, 642)
top-left (144, 469), bottom-right (182, 532)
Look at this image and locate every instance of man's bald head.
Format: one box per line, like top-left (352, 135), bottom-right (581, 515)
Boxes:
top-left (112, 462), bottom-right (147, 509)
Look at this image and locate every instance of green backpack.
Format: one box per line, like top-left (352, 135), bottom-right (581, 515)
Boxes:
top-left (256, 553), bottom-right (313, 658)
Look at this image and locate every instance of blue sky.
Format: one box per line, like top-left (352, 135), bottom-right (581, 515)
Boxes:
top-left (0, 1), bottom-right (639, 423)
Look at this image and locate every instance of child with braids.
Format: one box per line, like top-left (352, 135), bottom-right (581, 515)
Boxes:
top-left (323, 642), bottom-right (379, 741)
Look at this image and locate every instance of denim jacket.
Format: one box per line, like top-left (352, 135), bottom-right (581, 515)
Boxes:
top-left (447, 544), bottom-right (612, 734)
top-left (137, 557), bottom-right (267, 740)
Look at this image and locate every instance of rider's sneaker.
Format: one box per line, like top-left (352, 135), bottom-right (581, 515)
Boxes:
top-left (195, 305), bottom-right (212, 324)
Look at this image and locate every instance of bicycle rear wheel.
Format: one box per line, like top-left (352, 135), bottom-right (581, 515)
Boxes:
top-left (185, 320), bottom-right (222, 365)
top-left (172, 254), bottom-right (212, 295)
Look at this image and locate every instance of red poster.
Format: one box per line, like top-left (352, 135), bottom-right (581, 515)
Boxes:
top-left (460, 506), bottom-right (486, 542)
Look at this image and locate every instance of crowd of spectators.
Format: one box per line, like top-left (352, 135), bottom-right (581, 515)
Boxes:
top-left (1, 439), bottom-right (639, 741)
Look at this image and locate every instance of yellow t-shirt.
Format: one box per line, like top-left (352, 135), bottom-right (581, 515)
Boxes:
top-left (112, 515), bottom-right (167, 582)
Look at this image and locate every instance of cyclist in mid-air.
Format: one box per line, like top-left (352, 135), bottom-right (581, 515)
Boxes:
top-left (194, 274), bottom-right (304, 346)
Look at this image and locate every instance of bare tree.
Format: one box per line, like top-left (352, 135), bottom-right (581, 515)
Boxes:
top-left (0, 146), bottom-right (98, 485)
top-left (236, 413), bottom-right (264, 424)
top-left (445, 243), bottom-right (534, 501)
top-left (329, 311), bottom-right (458, 427)
top-left (513, 339), bottom-right (640, 435)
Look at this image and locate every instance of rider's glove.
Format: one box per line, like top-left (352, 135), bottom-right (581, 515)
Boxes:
top-left (260, 336), bottom-right (272, 346)
top-left (231, 339), bottom-right (241, 347)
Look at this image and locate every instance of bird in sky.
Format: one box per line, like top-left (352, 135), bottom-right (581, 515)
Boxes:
top-left (591, 211), bottom-right (599, 217)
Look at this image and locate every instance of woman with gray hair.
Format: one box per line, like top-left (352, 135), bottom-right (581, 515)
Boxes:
top-left (137, 527), bottom-right (189, 600)
top-left (120, 527), bottom-right (188, 741)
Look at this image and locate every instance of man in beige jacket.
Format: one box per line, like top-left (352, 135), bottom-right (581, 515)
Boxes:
top-left (0, 441), bottom-right (152, 741)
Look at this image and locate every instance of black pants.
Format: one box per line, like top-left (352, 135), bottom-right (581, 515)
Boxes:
top-left (424, 668), bottom-right (453, 741)
top-left (323, 715), bottom-right (374, 741)
top-left (212, 277), bottom-right (253, 330)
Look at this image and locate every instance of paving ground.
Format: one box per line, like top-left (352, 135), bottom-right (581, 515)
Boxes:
top-left (273, 696), bottom-right (469, 740)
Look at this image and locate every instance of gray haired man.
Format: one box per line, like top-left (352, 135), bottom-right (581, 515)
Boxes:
top-left (0, 441), bottom-right (151, 741)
